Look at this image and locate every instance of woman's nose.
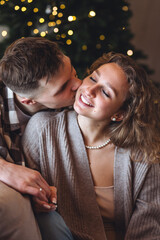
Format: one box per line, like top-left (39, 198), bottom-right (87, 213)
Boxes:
top-left (85, 86), bottom-right (96, 98)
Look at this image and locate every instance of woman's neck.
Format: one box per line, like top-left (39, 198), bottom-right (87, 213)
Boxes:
top-left (77, 115), bottom-right (110, 146)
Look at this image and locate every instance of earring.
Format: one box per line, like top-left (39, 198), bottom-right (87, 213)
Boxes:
top-left (112, 117), bottom-right (116, 121)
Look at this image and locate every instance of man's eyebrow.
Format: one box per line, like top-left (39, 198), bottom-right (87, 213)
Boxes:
top-left (95, 69), bottom-right (118, 96)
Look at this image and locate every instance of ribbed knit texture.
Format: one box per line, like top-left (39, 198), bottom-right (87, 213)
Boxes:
top-left (22, 110), bottom-right (160, 240)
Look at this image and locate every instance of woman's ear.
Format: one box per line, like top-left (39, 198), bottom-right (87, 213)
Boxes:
top-left (111, 112), bottom-right (124, 122)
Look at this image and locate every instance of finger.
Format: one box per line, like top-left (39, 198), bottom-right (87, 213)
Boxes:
top-left (26, 186), bottom-right (49, 201)
top-left (32, 197), bottom-right (57, 212)
top-left (35, 176), bottom-right (51, 197)
top-left (49, 186), bottom-right (57, 204)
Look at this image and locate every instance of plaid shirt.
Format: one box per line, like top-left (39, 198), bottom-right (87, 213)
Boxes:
top-left (0, 82), bottom-right (24, 165)
top-left (0, 82), bottom-right (71, 166)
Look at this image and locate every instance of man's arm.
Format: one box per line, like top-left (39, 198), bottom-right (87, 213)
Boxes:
top-left (0, 157), bottom-right (50, 202)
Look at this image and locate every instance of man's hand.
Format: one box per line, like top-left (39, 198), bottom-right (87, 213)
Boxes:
top-left (0, 158), bottom-right (51, 201)
top-left (32, 186), bottom-right (57, 212)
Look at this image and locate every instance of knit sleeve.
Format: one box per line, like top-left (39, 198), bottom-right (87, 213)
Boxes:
top-left (125, 163), bottom-right (160, 239)
top-left (22, 113), bottom-right (43, 171)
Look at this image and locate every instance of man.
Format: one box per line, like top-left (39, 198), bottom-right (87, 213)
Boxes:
top-left (0, 37), bottom-right (81, 240)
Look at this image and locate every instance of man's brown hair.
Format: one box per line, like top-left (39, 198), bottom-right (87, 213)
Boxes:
top-left (0, 37), bottom-right (63, 95)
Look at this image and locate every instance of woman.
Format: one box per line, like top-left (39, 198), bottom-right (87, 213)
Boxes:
top-left (22, 52), bottom-right (160, 240)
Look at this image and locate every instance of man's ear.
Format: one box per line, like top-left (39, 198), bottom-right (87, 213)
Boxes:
top-left (20, 97), bottom-right (37, 105)
top-left (111, 111), bottom-right (124, 122)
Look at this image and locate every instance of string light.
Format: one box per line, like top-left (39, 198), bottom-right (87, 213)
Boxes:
top-left (127, 50), bottom-right (133, 56)
top-left (60, 4), bottom-right (65, 9)
top-left (40, 31), bottom-right (46, 37)
top-left (52, 10), bottom-right (58, 16)
top-left (48, 22), bottom-right (56, 27)
top-left (56, 20), bottom-right (61, 25)
top-left (21, 7), bottom-right (27, 12)
top-left (53, 6), bottom-right (58, 11)
top-left (54, 28), bottom-right (59, 33)
top-left (58, 12), bottom-right (63, 18)
top-left (99, 35), bottom-right (105, 40)
top-left (122, 6), bottom-right (128, 11)
top-left (0, 1), bottom-right (5, 5)
top-left (27, 21), bottom-right (33, 26)
top-left (28, 0), bottom-right (33, 2)
top-left (14, 5), bottom-right (20, 10)
top-left (1, 30), bottom-right (7, 37)
top-left (82, 45), bottom-right (87, 51)
top-left (33, 29), bottom-right (39, 34)
top-left (68, 30), bottom-right (73, 36)
top-left (68, 16), bottom-right (76, 22)
top-left (33, 8), bottom-right (39, 13)
top-left (66, 39), bottom-right (72, 45)
top-left (88, 11), bottom-right (96, 18)
top-left (39, 18), bottom-right (45, 23)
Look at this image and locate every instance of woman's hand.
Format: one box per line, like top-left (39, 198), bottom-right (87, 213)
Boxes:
top-left (32, 186), bottom-right (57, 212)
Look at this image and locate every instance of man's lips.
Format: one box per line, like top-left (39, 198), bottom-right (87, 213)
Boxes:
top-left (80, 94), bottom-right (94, 107)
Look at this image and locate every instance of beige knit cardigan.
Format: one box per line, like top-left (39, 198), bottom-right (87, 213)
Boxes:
top-left (22, 110), bottom-right (160, 240)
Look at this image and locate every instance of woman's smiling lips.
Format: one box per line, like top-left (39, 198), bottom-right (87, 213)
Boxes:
top-left (80, 94), bottom-right (94, 107)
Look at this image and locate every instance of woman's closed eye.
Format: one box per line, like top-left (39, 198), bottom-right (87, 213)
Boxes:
top-left (90, 76), bottom-right (96, 82)
top-left (102, 89), bottom-right (110, 98)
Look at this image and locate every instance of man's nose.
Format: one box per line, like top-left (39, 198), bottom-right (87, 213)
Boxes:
top-left (71, 77), bottom-right (82, 91)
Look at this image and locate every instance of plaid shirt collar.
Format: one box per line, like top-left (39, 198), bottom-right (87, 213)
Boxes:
top-left (0, 83), bottom-right (21, 132)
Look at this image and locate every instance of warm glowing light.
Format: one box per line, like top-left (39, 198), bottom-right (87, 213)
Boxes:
top-left (127, 50), bottom-right (133, 56)
top-left (68, 30), bottom-right (73, 36)
top-left (0, 1), bottom-right (5, 5)
top-left (53, 6), bottom-right (58, 11)
top-left (2, 30), bottom-right (7, 37)
top-left (21, 7), bottom-right (27, 12)
top-left (33, 29), bottom-right (39, 34)
top-left (27, 21), bottom-right (33, 26)
top-left (54, 28), bottom-right (59, 33)
top-left (58, 12), bottom-right (63, 18)
top-left (66, 39), bottom-right (72, 45)
top-left (39, 18), bottom-right (45, 23)
top-left (82, 45), bottom-right (87, 51)
top-left (21, 0), bottom-right (25, 2)
top-left (122, 26), bottom-right (126, 30)
top-left (60, 4), bottom-right (65, 9)
top-left (48, 22), bottom-right (56, 27)
top-left (96, 44), bottom-right (101, 49)
top-left (33, 8), bottom-right (39, 13)
top-left (88, 11), bottom-right (96, 18)
top-left (52, 10), bottom-right (58, 16)
top-left (61, 33), bottom-right (66, 38)
top-left (40, 32), bottom-right (46, 37)
top-left (28, 0), bottom-right (33, 2)
top-left (99, 35), bottom-right (105, 40)
top-left (68, 16), bottom-right (76, 22)
top-left (122, 6), bottom-right (128, 11)
top-left (56, 20), bottom-right (61, 25)
top-left (14, 5), bottom-right (20, 10)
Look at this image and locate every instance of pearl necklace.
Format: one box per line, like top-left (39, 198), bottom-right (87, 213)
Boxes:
top-left (85, 138), bottom-right (111, 150)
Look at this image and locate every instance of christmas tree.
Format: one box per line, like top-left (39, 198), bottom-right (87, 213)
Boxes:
top-left (0, 0), bottom-right (152, 77)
